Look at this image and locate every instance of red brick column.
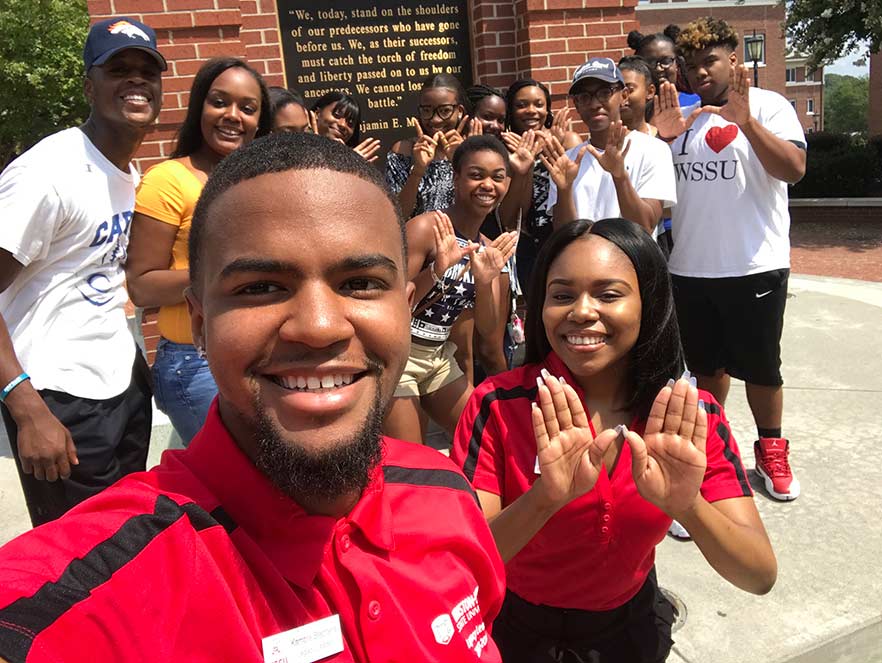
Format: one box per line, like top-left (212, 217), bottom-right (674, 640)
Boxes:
top-left (87, 0), bottom-right (286, 170)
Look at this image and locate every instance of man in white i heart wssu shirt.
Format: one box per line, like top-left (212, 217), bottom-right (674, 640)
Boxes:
top-left (652, 17), bottom-right (806, 503)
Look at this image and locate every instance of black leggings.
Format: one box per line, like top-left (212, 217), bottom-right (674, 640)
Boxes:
top-left (493, 569), bottom-right (675, 663)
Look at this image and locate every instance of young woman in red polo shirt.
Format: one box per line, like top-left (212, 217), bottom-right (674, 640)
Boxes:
top-left (452, 218), bottom-right (776, 662)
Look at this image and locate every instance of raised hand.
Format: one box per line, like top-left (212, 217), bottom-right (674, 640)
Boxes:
top-left (505, 129), bottom-right (544, 177)
top-left (651, 82), bottom-right (704, 140)
top-left (411, 118), bottom-right (439, 173)
top-left (623, 373), bottom-right (708, 519)
top-left (353, 137), bottom-right (381, 163)
top-left (539, 134), bottom-right (588, 192)
top-left (308, 109), bottom-right (319, 135)
top-left (431, 211), bottom-right (477, 276)
top-left (548, 106), bottom-right (574, 144)
top-left (439, 114), bottom-right (470, 160)
top-left (585, 121), bottom-right (631, 179)
top-left (702, 64), bottom-right (752, 126)
top-left (467, 117), bottom-right (483, 136)
top-left (530, 369), bottom-right (616, 509)
top-left (470, 231), bottom-right (518, 285)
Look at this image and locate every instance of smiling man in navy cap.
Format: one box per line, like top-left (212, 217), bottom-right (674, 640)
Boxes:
top-left (544, 56), bottom-right (676, 236)
top-left (0, 17), bottom-right (165, 526)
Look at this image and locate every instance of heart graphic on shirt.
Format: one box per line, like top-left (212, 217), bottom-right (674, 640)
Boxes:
top-left (705, 124), bottom-right (739, 153)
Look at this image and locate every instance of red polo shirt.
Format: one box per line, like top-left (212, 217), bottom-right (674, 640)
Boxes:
top-left (451, 352), bottom-right (752, 612)
top-left (0, 403), bottom-right (505, 663)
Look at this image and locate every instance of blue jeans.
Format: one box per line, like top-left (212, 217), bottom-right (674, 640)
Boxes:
top-left (152, 338), bottom-right (217, 444)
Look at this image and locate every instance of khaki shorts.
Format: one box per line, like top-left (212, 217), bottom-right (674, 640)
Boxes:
top-left (394, 340), bottom-right (464, 398)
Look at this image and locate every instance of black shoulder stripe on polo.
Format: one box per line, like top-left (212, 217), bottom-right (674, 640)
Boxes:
top-left (716, 422), bottom-right (752, 497)
top-left (704, 402), bottom-right (721, 416)
top-left (181, 502), bottom-right (238, 534)
top-left (0, 494), bottom-right (222, 662)
top-left (462, 384), bottom-right (538, 482)
top-left (384, 465), bottom-right (480, 506)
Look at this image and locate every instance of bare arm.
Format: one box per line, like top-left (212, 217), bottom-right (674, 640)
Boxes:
top-left (0, 250), bottom-right (77, 482)
top-left (611, 175), bottom-right (662, 233)
top-left (125, 212), bottom-right (189, 307)
top-left (739, 117), bottom-right (806, 184)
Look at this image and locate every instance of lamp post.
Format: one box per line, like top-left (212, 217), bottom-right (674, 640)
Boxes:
top-left (746, 30), bottom-right (764, 87)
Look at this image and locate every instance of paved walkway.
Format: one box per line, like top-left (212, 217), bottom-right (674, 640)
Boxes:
top-left (1, 274), bottom-right (880, 662)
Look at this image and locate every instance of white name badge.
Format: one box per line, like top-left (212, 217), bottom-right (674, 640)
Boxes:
top-left (262, 614), bottom-right (344, 663)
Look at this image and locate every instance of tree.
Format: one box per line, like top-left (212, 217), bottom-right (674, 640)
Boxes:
top-left (0, 0), bottom-right (90, 168)
top-left (784, 0), bottom-right (882, 69)
top-left (823, 74), bottom-right (869, 134)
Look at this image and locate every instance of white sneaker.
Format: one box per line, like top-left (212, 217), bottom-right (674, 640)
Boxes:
top-left (667, 520), bottom-right (691, 540)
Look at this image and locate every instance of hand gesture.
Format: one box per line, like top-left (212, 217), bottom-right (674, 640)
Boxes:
top-left (549, 106), bottom-right (574, 144)
top-left (651, 82), bottom-right (704, 140)
top-left (467, 117), bottom-right (483, 136)
top-left (307, 109), bottom-right (319, 135)
top-left (353, 137), bottom-right (381, 163)
top-left (702, 64), bottom-right (752, 127)
top-left (539, 134), bottom-right (588, 192)
top-left (15, 400), bottom-right (79, 482)
top-left (503, 129), bottom-right (544, 177)
top-left (623, 373), bottom-right (708, 519)
top-left (438, 115), bottom-right (470, 160)
top-left (585, 121), bottom-right (631, 179)
top-left (530, 369), bottom-right (616, 509)
top-left (470, 231), bottom-right (518, 285)
top-left (411, 118), bottom-right (439, 174)
top-left (431, 211), bottom-right (477, 276)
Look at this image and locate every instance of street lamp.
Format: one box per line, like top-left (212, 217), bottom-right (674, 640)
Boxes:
top-left (745, 30), bottom-right (764, 87)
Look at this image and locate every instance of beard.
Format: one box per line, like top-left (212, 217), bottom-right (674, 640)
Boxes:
top-left (252, 383), bottom-right (386, 506)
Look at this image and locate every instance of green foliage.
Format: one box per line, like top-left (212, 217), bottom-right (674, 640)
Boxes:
top-left (823, 74), bottom-right (869, 135)
top-left (785, 0), bottom-right (882, 69)
top-left (0, 0), bottom-right (90, 168)
top-left (790, 132), bottom-right (882, 198)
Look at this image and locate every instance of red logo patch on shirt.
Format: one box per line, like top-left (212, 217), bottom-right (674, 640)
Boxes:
top-left (705, 124), bottom-right (739, 153)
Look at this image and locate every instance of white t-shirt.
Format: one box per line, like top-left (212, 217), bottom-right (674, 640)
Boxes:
top-left (0, 128), bottom-right (139, 399)
top-left (668, 87), bottom-right (806, 278)
top-left (546, 129), bottom-right (677, 232)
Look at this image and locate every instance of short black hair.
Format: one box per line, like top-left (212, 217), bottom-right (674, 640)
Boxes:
top-left (505, 79), bottom-right (554, 131)
top-left (452, 135), bottom-right (511, 176)
top-left (268, 86), bottom-right (306, 116)
top-left (171, 58), bottom-right (272, 158)
top-left (524, 218), bottom-right (684, 419)
top-left (189, 132), bottom-right (405, 291)
top-left (312, 91), bottom-right (363, 146)
top-left (421, 73), bottom-right (467, 106)
top-left (627, 25), bottom-right (681, 55)
top-left (466, 84), bottom-right (505, 115)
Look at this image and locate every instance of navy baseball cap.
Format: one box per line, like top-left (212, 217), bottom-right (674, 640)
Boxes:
top-left (83, 17), bottom-right (167, 71)
top-left (569, 57), bottom-right (624, 93)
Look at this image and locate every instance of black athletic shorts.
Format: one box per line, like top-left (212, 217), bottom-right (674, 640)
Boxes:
top-left (671, 269), bottom-right (789, 386)
top-left (1, 351), bottom-right (152, 527)
top-left (492, 568), bottom-right (675, 663)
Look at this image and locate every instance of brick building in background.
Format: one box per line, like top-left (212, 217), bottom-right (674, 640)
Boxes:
top-left (86, 0), bottom-right (640, 172)
top-left (784, 49), bottom-right (823, 133)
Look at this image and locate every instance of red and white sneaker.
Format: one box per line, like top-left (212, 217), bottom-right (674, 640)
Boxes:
top-left (754, 438), bottom-right (800, 501)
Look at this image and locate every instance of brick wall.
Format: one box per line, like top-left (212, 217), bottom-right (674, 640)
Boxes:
top-left (87, 0), bottom-right (286, 172)
top-left (637, 1), bottom-right (787, 99)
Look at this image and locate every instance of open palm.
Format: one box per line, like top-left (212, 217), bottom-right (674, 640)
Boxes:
top-left (539, 134), bottom-right (588, 191)
top-left (470, 231), bottom-right (517, 285)
top-left (531, 369), bottom-right (617, 509)
top-left (651, 82), bottom-right (704, 139)
top-left (625, 375), bottom-right (708, 517)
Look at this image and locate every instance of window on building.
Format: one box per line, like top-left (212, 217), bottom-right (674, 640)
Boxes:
top-left (786, 67), bottom-right (797, 82)
top-left (807, 98), bottom-right (815, 114)
top-left (804, 66), bottom-right (817, 82)
top-left (743, 34), bottom-right (766, 65)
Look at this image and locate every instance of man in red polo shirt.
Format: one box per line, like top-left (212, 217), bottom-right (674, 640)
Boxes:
top-left (0, 133), bottom-right (505, 662)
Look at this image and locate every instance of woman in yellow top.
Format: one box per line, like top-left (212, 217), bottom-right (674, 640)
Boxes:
top-left (126, 58), bottom-right (271, 443)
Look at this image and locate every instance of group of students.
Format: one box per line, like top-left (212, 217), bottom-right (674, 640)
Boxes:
top-left (0, 12), bottom-right (806, 663)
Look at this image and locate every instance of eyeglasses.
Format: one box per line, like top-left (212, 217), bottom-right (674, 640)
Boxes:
top-left (418, 104), bottom-right (458, 121)
top-left (650, 56), bottom-right (676, 68)
top-left (571, 86), bottom-right (622, 106)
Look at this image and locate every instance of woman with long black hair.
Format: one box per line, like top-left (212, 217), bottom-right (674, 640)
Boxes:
top-left (452, 218), bottom-right (776, 662)
top-left (311, 90), bottom-right (380, 162)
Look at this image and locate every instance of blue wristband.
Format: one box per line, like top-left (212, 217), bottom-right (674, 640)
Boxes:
top-left (0, 372), bottom-right (30, 402)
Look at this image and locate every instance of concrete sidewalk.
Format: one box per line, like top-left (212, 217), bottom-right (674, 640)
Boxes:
top-left (1, 274), bottom-right (880, 662)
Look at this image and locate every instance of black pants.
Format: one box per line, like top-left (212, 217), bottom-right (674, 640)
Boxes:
top-left (493, 569), bottom-right (675, 663)
top-left (2, 352), bottom-right (152, 527)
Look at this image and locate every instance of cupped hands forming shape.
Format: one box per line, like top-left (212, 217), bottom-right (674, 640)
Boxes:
top-left (502, 129), bottom-right (545, 177)
top-left (431, 212), bottom-right (517, 285)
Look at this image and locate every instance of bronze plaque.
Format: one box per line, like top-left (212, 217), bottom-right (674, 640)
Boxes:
top-left (276, 1), bottom-right (473, 151)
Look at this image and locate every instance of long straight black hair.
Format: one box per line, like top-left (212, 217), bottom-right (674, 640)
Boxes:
top-left (524, 218), bottom-right (684, 418)
top-left (171, 58), bottom-right (272, 159)
top-left (311, 91), bottom-right (362, 147)
top-left (504, 79), bottom-right (554, 132)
